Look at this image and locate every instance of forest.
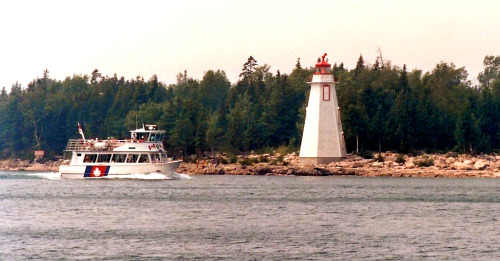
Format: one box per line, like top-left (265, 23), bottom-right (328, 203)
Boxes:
top-left (0, 54), bottom-right (499, 160)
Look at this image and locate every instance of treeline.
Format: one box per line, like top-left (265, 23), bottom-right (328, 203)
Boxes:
top-left (0, 55), bottom-right (499, 160)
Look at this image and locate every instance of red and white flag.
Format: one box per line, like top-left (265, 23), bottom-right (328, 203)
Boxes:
top-left (78, 122), bottom-right (86, 142)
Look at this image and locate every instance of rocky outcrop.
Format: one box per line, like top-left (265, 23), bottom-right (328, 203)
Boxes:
top-left (179, 152), bottom-right (500, 178)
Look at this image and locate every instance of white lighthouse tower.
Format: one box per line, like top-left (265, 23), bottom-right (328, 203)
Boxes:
top-left (300, 53), bottom-right (347, 164)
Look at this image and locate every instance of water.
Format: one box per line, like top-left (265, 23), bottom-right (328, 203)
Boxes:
top-left (1, 171), bottom-right (499, 260)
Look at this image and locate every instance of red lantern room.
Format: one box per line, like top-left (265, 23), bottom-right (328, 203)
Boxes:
top-left (314, 53), bottom-right (331, 74)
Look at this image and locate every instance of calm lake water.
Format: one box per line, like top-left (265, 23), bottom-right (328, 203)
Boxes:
top-left (1, 171), bottom-right (499, 260)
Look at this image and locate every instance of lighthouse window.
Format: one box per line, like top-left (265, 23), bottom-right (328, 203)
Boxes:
top-left (323, 84), bottom-right (331, 101)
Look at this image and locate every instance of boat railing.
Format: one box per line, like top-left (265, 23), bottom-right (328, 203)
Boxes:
top-left (65, 139), bottom-right (128, 151)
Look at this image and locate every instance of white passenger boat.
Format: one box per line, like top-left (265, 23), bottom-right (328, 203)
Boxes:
top-left (59, 124), bottom-right (182, 179)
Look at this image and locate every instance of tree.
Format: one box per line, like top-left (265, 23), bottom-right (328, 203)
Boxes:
top-left (454, 107), bottom-right (480, 154)
top-left (199, 70), bottom-right (231, 111)
top-left (239, 56), bottom-right (258, 79)
top-left (478, 55), bottom-right (500, 88)
top-left (354, 54), bottom-right (365, 76)
top-left (295, 58), bottom-right (302, 69)
top-left (388, 65), bottom-right (415, 152)
top-left (205, 112), bottom-right (224, 158)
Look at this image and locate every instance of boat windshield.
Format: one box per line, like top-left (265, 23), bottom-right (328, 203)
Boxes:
top-left (148, 133), bottom-right (164, 142)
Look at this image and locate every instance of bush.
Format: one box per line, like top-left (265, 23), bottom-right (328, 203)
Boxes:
top-left (219, 157), bottom-right (229, 164)
top-left (229, 154), bottom-right (238, 164)
top-left (375, 154), bottom-right (385, 162)
top-left (357, 150), bottom-right (373, 159)
top-left (415, 157), bottom-right (434, 167)
top-left (395, 154), bottom-right (406, 165)
top-left (239, 157), bottom-right (258, 166)
top-left (258, 155), bottom-right (269, 163)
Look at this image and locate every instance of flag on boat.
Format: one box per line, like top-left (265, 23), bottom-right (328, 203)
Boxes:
top-left (84, 166), bottom-right (110, 177)
top-left (78, 122), bottom-right (86, 142)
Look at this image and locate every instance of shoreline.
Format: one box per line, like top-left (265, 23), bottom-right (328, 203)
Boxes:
top-left (2, 152), bottom-right (500, 178)
top-left (176, 152), bottom-right (500, 178)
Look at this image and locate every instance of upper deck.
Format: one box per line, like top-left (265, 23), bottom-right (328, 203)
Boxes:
top-left (65, 124), bottom-right (166, 152)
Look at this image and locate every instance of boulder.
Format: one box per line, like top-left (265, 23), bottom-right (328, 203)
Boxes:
top-left (371, 162), bottom-right (384, 168)
top-left (433, 158), bottom-right (447, 168)
top-left (451, 162), bottom-right (473, 170)
top-left (351, 162), bottom-right (364, 168)
top-left (445, 157), bottom-right (456, 164)
top-left (404, 161), bottom-right (415, 169)
top-left (473, 161), bottom-right (488, 170)
top-left (254, 166), bottom-right (271, 175)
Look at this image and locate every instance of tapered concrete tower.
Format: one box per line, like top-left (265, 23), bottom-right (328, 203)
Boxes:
top-left (300, 53), bottom-right (347, 164)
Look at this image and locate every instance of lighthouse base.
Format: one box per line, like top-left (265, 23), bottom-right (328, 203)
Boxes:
top-left (300, 157), bottom-right (346, 165)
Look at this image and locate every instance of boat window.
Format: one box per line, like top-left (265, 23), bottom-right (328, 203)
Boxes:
top-left (97, 154), bottom-right (112, 163)
top-left (152, 153), bottom-right (161, 163)
top-left (138, 154), bottom-right (150, 163)
top-left (83, 154), bottom-right (97, 163)
top-left (63, 151), bottom-right (73, 161)
top-left (112, 154), bottom-right (126, 163)
top-left (149, 133), bottom-right (156, 142)
top-left (137, 133), bottom-right (148, 141)
top-left (157, 134), bottom-right (163, 141)
top-left (126, 154), bottom-right (139, 163)
top-left (161, 152), bottom-right (168, 161)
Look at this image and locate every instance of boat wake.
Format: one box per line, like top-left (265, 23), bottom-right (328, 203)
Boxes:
top-left (173, 172), bottom-right (192, 180)
top-left (106, 172), bottom-right (192, 180)
top-left (4, 171), bottom-right (191, 180)
top-left (25, 172), bottom-right (61, 180)
top-left (108, 173), bottom-right (172, 180)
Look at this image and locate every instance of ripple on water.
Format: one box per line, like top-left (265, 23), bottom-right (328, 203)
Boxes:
top-left (0, 173), bottom-right (499, 259)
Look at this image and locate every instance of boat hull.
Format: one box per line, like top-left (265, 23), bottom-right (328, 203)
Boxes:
top-left (59, 161), bottom-right (182, 179)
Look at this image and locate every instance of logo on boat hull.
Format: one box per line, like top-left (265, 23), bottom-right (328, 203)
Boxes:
top-left (84, 166), bottom-right (110, 177)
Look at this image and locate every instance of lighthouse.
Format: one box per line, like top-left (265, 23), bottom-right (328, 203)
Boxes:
top-left (299, 53), bottom-right (347, 164)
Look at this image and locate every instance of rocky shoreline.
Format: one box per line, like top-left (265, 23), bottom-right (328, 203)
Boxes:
top-left (178, 152), bottom-right (500, 178)
top-left (2, 152), bottom-right (500, 178)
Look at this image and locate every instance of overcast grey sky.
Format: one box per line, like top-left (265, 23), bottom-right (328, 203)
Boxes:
top-left (1, 0), bottom-right (499, 90)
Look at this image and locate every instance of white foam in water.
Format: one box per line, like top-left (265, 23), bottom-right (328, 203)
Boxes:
top-left (26, 172), bottom-right (61, 180)
top-left (108, 173), bottom-right (172, 180)
top-left (173, 172), bottom-right (192, 180)
top-left (23, 171), bottom-right (191, 180)
top-left (107, 172), bottom-right (191, 180)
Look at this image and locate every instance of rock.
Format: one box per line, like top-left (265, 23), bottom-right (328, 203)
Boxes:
top-left (445, 157), bottom-right (456, 164)
top-left (463, 159), bottom-right (473, 165)
top-left (404, 161), bottom-right (415, 169)
top-left (473, 161), bottom-right (488, 170)
top-left (254, 166), bottom-right (271, 175)
top-left (371, 162), bottom-right (384, 168)
top-left (351, 162), bottom-right (364, 168)
top-left (451, 162), bottom-right (473, 170)
top-left (433, 158), bottom-right (447, 168)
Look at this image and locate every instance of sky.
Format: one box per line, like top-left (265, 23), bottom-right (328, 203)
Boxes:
top-left (1, 0), bottom-right (499, 91)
